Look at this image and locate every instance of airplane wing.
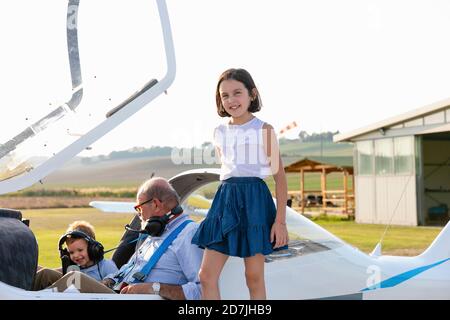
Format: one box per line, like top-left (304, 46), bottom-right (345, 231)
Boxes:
top-left (185, 194), bottom-right (212, 209)
top-left (89, 194), bottom-right (211, 216)
top-left (89, 201), bottom-right (135, 214)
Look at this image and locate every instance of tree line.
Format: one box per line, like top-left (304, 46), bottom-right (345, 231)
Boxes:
top-left (297, 131), bottom-right (340, 143)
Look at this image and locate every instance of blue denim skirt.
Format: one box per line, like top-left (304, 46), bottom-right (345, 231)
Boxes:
top-left (191, 177), bottom-right (281, 257)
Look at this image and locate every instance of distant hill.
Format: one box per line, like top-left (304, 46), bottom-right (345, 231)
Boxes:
top-left (41, 156), bottom-right (219, 189)
top-left (37, 139), bottom-right (354, 189)
top-left (279, 138), bottom-right (353, 167)
top-left (279, 138), bottom-right (353, 157)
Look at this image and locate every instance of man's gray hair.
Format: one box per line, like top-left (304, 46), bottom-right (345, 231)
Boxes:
top-left (137, 177), bottom-right (180, 205)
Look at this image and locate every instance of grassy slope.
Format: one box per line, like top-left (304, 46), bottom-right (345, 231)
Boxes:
top-left (280, 140), bottom-right (353, 158)
top-left (39, 156), bottom-right (219, 189)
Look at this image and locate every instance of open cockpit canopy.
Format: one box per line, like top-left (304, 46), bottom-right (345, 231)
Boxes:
top-left (0, 0), bottom-right (175, 194)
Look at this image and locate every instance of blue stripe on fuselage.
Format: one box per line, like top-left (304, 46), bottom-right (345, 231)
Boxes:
top-left (361, 257), bottom-right (450, 291)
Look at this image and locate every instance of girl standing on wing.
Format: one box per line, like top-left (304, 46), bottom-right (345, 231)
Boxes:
top-left (192, 68), bottom-right (289, 299)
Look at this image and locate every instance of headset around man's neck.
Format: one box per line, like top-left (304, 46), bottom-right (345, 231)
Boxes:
top-left (125, 204), bottom-right (184, 237)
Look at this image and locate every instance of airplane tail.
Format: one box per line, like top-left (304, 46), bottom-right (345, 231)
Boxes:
top-left (418, 220), bottom-right (450, 261)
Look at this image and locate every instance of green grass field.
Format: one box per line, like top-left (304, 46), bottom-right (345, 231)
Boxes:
top-left (310, 215), bottom-right (442, 256)
top-left (24, 208), bottom-right (442, 269)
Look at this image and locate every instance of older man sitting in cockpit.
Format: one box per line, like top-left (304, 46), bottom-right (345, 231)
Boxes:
top-left (49, 177), bottom-right (203, 300)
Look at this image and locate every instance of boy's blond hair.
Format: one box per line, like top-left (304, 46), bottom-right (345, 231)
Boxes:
top-left (65, 220), bottom-right (96, 245)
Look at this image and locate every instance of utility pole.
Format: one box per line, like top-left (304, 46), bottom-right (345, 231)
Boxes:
top-left (320, 133), bottom-right (323, 160)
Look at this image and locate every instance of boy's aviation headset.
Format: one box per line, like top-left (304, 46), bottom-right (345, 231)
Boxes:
top-left (58, 230), bottom-right (104, 274)
top-left (125, 204), bottom-right (184, 237)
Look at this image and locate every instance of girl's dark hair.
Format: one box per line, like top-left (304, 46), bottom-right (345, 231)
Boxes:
top-left (215, 68), bottom-right (262, 117)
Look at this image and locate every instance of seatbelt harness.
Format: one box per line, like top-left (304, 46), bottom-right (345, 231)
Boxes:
top-left (131, 219), bottom-right (193, 283)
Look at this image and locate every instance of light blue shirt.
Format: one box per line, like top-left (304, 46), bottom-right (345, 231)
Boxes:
top-left (81, 259), bottom-right (118, 281)
top-left (106, 214), bottom-right (204, 300)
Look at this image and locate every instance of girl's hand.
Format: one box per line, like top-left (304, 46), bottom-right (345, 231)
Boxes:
top-left (270, 220), bottom-right (289, 249)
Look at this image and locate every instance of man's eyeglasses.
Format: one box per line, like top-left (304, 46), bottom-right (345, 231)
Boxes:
top-left (134, 198), bottom-right (154, 214)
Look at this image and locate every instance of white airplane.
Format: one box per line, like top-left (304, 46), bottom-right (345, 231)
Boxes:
top-left (92, 168), bottom-right (450, 300)
top-left (0, 0), bottom-right (449, 300)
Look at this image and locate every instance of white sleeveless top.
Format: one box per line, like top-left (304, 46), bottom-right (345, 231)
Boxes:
top-left (214, 117), bottom-right (272, 180)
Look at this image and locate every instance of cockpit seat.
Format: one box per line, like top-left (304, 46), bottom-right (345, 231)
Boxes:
top-left (0, 208), bottom-right (38, 290)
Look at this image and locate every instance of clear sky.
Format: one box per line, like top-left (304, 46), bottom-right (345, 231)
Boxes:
top-left (3, 0), bottom-right (450, 156)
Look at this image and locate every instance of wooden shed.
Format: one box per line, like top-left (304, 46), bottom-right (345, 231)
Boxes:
top-left (284, 157), bottom-right (354, 216)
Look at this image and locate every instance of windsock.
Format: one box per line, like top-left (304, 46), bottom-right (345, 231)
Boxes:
top-left (279, 121), bottom-right (298, 135)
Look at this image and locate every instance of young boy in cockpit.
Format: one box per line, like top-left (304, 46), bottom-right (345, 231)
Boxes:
top-left (32, 220), bottom-right (117, 291)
